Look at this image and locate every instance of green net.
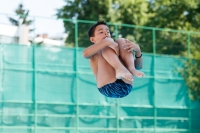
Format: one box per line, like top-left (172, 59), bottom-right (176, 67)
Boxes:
top-left (0, 44), bottom-right (199, 133)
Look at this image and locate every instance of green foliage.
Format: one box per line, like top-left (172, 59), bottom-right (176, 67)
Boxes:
top-left (181, 59), bottom-right (200, 100)
top-left (8, 4), bottom-right (33, 26)
top-left (115, 0), bottom-right (149, 25)
top-left (147, 0), bottom-right (200, 30)
top-left (190, 34), bottom-right (200, 59)
top-left (180, 32), bottom-right (200, 101)
top-left (56, 0), bottom-right (112, 47)
top-left (56, 0), bottom-right (150, 47)
top-left (144, 0), bottom-right (199, 55)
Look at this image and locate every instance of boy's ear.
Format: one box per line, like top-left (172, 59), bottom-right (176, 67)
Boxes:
top-left (90, 37), bottom-right (95, 43)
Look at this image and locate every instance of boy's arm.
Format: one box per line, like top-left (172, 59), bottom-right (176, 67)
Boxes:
top-left (123, 39), bottom-right (143, 69)
top-left (134, 50), bottom-right (143, 69)
top-left (82, 38), bottom-right (119, 59)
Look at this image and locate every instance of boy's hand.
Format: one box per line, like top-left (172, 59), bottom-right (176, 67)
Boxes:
top-left (104, 38), bottom-right (119, 55)
top-left (123, 39), bottom-right (140, 52)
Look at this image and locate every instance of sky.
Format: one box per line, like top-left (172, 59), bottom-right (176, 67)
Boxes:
top-left (0, 0), bottom-right (66, 37)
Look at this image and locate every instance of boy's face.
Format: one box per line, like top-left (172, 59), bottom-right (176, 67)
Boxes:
top-left (90, 24), bottom-right (111, 43)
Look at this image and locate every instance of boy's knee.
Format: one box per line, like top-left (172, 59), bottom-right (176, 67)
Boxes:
top-left (102, 47), bottom-right (113, 52)
top-left (115, 38), bottom-right (126, 45)
top-left (102, 47), bottom-right (115, 54)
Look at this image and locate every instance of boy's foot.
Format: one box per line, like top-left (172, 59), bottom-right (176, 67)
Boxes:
top-left (116, 69), bottom-right (133, 81)
top-left (129, 69), bottom-right (145, 77)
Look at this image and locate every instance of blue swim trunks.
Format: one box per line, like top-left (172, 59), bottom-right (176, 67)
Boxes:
top-left (98, 79), bottom-right (132, 98)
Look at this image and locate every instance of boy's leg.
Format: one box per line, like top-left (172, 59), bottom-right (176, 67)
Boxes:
top-left (96, 51), bottom-right (117, 88)
top-left (116, 38), bottom-right (144, 77)
top-left (101, 47), bottom-right (133, 81)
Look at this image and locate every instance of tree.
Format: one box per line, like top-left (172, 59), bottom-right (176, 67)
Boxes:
top-left (181, 33), bottom-right (200, 101)
top-left (8, 4), bottom-right (33, 27)
top-left (145, 0), bottom-right (200, 55)
top-left (112, 0), bottom-right (151, 53)
top-left (56, 0), bottom-right (151, 47)
top-left (8, 3), bottom-right (34, 44)
top-left (56, 0), bottom-right (112, 47)
top-left (181, 59), bottom-right (200, 101)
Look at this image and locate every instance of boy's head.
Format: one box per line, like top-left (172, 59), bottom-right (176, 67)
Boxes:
top-left (88, 21), bottom-right (111, 43)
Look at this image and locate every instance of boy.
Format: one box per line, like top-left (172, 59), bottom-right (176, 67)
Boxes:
top-left (82, 21), bottom-right (144, 98)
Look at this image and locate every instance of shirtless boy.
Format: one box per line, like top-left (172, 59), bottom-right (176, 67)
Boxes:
top-left (82, 21), bottom-right (144, 98)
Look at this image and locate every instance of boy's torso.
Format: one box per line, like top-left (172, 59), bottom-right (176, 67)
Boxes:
top-left (89, 54), bottom-right (98, 79)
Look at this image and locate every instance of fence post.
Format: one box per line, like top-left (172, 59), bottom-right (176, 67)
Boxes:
top-left (74, 20), bottom-right (79, 133)
top-left (187, 32), bottom-right (191, 133)
top-left (152, 29), bottom-right (157, 133)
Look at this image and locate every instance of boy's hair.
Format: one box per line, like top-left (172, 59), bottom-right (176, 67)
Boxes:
top-left (88, 20), bottom-right (107, 38)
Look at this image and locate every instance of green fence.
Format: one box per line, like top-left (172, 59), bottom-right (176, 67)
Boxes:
top-left (0, 44), bottom-right (200, 133)
top-left (0, 18), bottom-right (200, 133)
